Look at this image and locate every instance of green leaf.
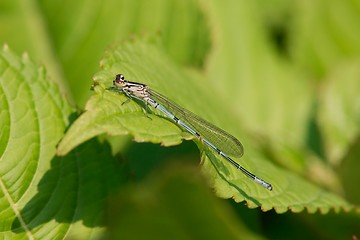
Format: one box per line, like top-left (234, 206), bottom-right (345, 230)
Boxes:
top-left (38, 0), bottom-right (210, 106)
top-left (2, 0), bottom-right (360, 238)
top-left (264, 209), bottom-right (360, 239)
top-left (0, 46), bottom-right (123, 239)
top-left (107, 165), bottom-right (265, 240)
top-left (317, 60), bottom-right (360, 164)
top-left (58, 38), bottom-right (354, 213)
top-left (202, 0), bottom-right (313, 152)
top-left (339, 137), bottom-right (360, 206)
top-left (0, 0), bottom-right (210, 106)
top-left (0, 45), bottom-right (69, 237)
top-left (0, 0), bottom-right (71, 97)
top-left (290, 0), bottom-right (360, 77)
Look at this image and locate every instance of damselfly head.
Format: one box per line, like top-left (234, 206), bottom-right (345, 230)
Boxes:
top-left (114, 74), bottom-right (125, 87)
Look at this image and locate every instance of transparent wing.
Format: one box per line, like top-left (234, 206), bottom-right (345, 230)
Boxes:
top-left (148, 89), bottom-right (244, 157)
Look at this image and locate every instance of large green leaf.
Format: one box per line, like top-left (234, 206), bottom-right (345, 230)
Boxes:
top-left (0, 0), bottom-right (210, 106)
top-left (36, 0), bottom-right (210, 106)
top-left (58, 38), bottom-right (354, 213)
top-left (0, 0), bottom-right (69, 95)
top-left (290, 0), bottom-right (360, 77)
top-left (202, 0), bottom-right (313, 155)
top-left (2, 0), bottom-right (360, 238)
top-left (0, 46), bottom-right (123, 239)
top-left (0, 45), bottom-right (70, 237)
top-left (317, 60), bottom-right (360, 165)
top-left (106, 165), bottom-right (265, 240)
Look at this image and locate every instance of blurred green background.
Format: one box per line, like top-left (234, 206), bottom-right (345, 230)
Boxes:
top-left (1, 0), bottom-right (360, 239)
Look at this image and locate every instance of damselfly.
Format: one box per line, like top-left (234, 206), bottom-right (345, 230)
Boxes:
top-left (108, 74), bottom-right (272, 191)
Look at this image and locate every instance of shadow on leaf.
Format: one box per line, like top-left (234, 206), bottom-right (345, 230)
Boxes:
top-left (11, 138), bottom-right (125, 232)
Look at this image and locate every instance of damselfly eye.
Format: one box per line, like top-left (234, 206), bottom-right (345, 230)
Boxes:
top-left (115, 74), bottom-right (125, 84)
